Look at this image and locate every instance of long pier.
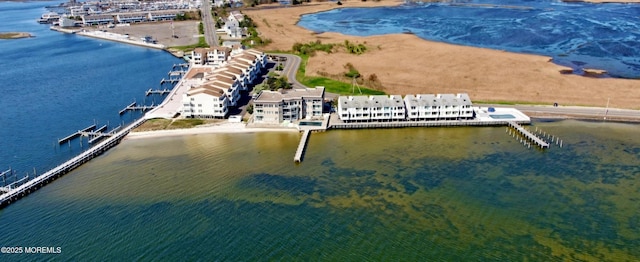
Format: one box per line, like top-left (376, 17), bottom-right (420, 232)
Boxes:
top-left (58, 124), bottom-right (96, 144)
top-left (507, 121), bottom-right (549, 149)
top-left (294, 130), bottom-right (311, 163)
top-left (0, 118), bottom-right (147, 208)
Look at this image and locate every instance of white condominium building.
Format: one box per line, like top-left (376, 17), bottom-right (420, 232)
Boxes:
top-left (404, 93), bottom-right (473, 120)
top-left (338, 95), bottom-right (405, 122)
top-left (253, 87), bottom-right (325, 124)
top-left (181, 49), bottom-right (268, 119)
top-left (181, 84), bottom-right (229, 119)
top-left (337, 93), bottom-right (474, 122)
top-left (191, 47), bottom-right (232, 67)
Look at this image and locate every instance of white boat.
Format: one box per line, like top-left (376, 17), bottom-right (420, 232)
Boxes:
top-left (37, 12), bottom-right (60, 24)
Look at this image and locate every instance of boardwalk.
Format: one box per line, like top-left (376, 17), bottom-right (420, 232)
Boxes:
top-left (294, 130), bottom-right (311, 163)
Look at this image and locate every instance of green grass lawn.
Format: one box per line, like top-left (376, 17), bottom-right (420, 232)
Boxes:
top-left (168, 36), bottom-right (208, 52)
top-left (292, 53), bottom-right (385, 95)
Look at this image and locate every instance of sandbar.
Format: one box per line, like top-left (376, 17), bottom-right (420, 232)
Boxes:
top-left (0, 32), bottom-right (32, 39)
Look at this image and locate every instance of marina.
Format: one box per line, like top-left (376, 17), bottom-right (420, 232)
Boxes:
top-left (0, 118), bottom-right (147, 208)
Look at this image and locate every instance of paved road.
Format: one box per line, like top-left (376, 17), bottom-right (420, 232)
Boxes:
top-left (269, 53), bottom-right (307, 89)
top-left (480, 104), bottom-right (640, 121)
top-left (201, 0), bottom-right (219, 46)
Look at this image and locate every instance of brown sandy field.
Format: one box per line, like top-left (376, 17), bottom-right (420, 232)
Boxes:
top-left (243, 1), bottom-right (640, 109)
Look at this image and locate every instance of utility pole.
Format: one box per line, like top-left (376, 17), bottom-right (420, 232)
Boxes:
top-left (604, 97), bottom-right (610, 120)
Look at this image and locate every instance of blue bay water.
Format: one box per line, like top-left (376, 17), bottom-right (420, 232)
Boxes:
top-left (0, 121), bottom-right (639, 260)
top-left (297, 0), bottom-right (640, 78)
top-left (0, 1), bottom-right (640, 261)
top-left (0, 0), bottom-right (182, 179)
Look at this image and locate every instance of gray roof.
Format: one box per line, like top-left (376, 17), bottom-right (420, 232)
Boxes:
top-left (339, 95), bottom-right (405, 109)
top-left (255, 87), bottom-right (324, 103)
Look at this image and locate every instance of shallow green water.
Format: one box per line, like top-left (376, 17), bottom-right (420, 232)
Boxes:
top-left (1, 120), bottom-right (639, 261)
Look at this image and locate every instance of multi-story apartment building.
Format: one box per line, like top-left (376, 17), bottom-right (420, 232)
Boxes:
top-left (181, 48), bottom-right (268, 119)
top-left (252, 87), bottom-right (325, 124)
top-left (191, 47), bottom-right (232, 67)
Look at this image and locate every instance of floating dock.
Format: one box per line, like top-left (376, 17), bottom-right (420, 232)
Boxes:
top-left (507, 121), bottom-right (549, 149)
top-left (119, 102), bottom-right (155, 115)
top-left (294, 130), bottom-right (311, 163)
top-left (145, 88), bottom-right (171, 96)
top-left (119, 101), bottom-right (137, 115)
top-left (160, 78), bottom-right (179, 85)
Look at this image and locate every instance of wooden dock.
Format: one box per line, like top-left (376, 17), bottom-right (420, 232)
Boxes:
top-left (507, 121), bottom-right (549, 149)
top-left (160, 78), bottom-right (179, 85)
top-left (294, 130), bottom-right (311, 163)
top-left (119, 101), bottom-right (137, 115)
top-left (58, 124), bottom-right (96, 144)
top-left (0, 118), bottom-right (148, 208)
top-left (145, 88), bottom-right (171, 96)
top-left (119, 102), bottom-right (156, 115)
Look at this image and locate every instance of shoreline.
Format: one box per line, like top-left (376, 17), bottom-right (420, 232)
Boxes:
top-left (244, 1), bottom-right (640, 110)
top-left (124, 105), bottom-right (640, 141)
top-left (125, 122), bottom-right (299, 140)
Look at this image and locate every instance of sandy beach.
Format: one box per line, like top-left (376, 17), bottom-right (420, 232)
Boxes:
top-left (244, 1), bottom-right (640, 110)
top-left (126, 122), bottom-right (298, 140)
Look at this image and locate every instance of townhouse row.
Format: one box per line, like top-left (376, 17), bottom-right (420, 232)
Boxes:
top-left (80, 10), bottom-right (184, 26)
top-left (338, 93), bottom-right (474, 122)
top-left (181, 48), bottom-right (268, 119)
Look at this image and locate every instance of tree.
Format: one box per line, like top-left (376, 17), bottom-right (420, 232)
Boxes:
top-left (344, 63), bottom-right (360, 78)
top-left (265, 76), bottom-right (292, 90)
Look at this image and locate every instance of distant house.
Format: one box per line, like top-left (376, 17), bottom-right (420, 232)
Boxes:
top-left (81, 14), bottom-right (114, 25)
top-left (190, 47), bottom-right (231, 68)
top-left (221, 11), bottom-right (245, 38)
top-left (116, 12), bottom-right (147, 23)
top-left (148, 10), bottom-right (181, 21)
top-left (253, 87), bottom-right (325, 124)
